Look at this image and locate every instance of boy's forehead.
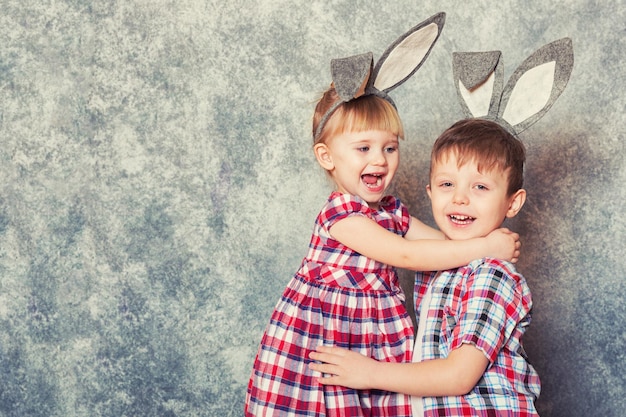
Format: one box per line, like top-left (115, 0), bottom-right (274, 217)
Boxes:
top-left (431, 151), bottom-right (509, 175)
top-left (432, 150), bottom-right (472, 166)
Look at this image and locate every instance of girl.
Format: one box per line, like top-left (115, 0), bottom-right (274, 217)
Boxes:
top-left (245, 14), bottom-right (519, 416)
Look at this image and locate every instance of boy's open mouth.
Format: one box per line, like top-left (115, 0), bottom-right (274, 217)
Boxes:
top-left (449, 214), bottom-right (475, 225)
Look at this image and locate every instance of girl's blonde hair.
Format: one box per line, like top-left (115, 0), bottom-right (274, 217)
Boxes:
top-left (312, 87), bottom-right (404, 145)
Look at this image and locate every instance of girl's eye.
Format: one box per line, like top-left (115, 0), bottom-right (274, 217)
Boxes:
top-left (357, 146), bottom-right (369, 152)
top-left (385, 146), bottom-right (397, 153)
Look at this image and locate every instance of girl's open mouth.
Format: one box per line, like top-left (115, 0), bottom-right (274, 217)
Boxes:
top-left (362, 174), bottom-right (383, 189)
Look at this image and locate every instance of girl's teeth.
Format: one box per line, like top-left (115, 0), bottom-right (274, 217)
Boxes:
top-left (362, 174), bottom-right (382, 187)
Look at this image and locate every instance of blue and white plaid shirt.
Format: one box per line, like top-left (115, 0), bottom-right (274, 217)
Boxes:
top-left (412, 258), bottom-right (541, 416)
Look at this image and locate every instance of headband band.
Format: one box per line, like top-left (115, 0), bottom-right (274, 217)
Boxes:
top-left (314, 12), bottom-right (446, 140)
top-left (452, 37), bottom-right (574, 135)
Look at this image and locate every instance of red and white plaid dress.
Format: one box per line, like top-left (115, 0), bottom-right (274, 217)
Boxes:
top-left (245, 192), bottom-right (414, 416)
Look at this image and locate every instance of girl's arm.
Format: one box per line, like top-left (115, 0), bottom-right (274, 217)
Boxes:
top-left (309, 343), bottom-right (489, 396)
top-left (330, 216), bottom-right (520, 271)
top-left (405, 215), bottom-right (445, 241)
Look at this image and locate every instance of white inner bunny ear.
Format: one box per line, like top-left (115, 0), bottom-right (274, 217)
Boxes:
top-left (501, 61), bottom-right (556, 126)
top-left (458, 71), bottom-right (496, 118)
top-left (373, 22), bottom-right (439, 91)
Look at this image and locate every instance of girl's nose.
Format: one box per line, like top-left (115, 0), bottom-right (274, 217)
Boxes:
top-left (370, 149), bottom-right (387, 165)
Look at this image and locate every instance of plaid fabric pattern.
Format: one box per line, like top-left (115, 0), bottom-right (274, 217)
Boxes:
top-left (246, 192), bottom-right (414, 416)
top-left (412, 258), bottom-right (541, 417)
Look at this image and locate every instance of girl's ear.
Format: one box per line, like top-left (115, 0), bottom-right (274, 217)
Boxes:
top-left (314, 143), bottom-right (334, 171)
top-left (426, 184), bottom-right (432, 199)
top-left (506, 189), bottom-right (527, 218)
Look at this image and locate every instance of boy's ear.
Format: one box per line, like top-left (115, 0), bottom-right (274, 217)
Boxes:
top-left (314, 143), bottom-right (334, 171)
top-left (506, 189), bottom-right (527, 218)
top-left (426, 184), bottom-right (432, 199)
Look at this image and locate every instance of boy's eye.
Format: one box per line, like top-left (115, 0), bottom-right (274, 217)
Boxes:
top-left (440, 182), bottom-right (453, 188)
top-left (475, 184), bottom-right (489, 191)
top-left (357, 146), bottom-right (369, 152)
top-left (385, 146), bottom-right (397, 153)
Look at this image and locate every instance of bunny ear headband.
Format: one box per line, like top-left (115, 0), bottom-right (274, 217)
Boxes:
top-left (452, 37), bottom-right (574, 135)
top-left (314, 12), bottom-right (446, 140)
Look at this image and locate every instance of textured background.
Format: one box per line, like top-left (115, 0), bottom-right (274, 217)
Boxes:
top-left (0, 1), bottom-right (623, 416)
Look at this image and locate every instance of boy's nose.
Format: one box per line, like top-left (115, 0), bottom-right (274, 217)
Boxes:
top-left (452, 189), bottom-right (469, 205)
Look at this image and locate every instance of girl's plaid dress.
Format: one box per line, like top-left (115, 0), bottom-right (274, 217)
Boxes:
top-left (245, 192), bottom-right (414, 416)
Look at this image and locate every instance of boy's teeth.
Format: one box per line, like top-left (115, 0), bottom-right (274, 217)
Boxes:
top-left (450, 215), bottom-right (474, 223)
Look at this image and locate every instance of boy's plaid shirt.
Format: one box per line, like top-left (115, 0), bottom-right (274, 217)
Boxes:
top-left (412, 258), bottom-right (541, 416)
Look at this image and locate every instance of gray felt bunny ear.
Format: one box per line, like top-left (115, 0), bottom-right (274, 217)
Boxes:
top-left (315, 12), bottom-right (446, 139)
top-left (453, 38), bottom-right (574, 135)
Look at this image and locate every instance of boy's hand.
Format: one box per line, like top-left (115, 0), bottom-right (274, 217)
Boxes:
top-left (308, 345), bottom-right (377, 389)
top-left (486, 228), bottom-right (521, 263)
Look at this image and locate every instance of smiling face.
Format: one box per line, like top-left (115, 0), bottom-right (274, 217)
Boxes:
top-left (427, 152), bottom-right (526, 240)
top-left (312, 92), bottom-right (404, 209)
top-left (426, 119), bottom-right (527, 240)
top-left (315, 129), bottom-right (400, 208)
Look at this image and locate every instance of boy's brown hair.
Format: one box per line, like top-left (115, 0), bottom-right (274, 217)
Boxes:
top-left (430, 118), bottom-right (525, 196)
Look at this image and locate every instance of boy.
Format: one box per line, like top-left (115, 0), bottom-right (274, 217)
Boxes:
top-left (309, 118), bottom-right (541, 416)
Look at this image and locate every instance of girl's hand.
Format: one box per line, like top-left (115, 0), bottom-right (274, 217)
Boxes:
top-left (486, 228), bottom-right (521, 263)
top-left (308, 345), bottom-right (378, 389)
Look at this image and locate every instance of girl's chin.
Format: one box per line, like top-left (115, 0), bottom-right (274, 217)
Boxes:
top-left (359, 188), bottom-right (386, 200)
top-left (362, 186), bottom-right (386, 195)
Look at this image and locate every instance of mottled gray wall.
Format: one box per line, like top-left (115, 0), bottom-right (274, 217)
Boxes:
top-left (0, 1), bottom-right (623, 416)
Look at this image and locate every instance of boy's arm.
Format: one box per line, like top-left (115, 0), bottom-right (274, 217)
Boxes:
top-left (330, 215), bottom-right (520, 271)
top-left (309, 343), bottom-right (489, 396)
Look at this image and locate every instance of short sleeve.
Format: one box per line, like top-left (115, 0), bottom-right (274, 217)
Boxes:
top-left (450, 259), bottom-right (528, 363)
top-left (318, 192), bottom-right (371, 233)
top-left (378, 195), bottom-right (410, 236)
